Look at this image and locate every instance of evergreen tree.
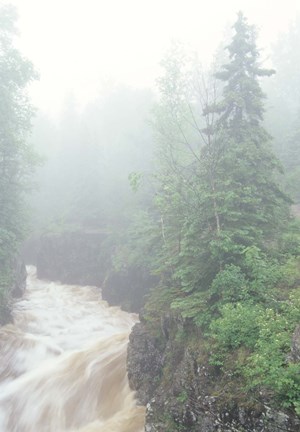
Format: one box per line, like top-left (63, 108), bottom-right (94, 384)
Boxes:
top-left (0, 5), bottom-right (37, 312)
top-left (142, 13), bottom-right (300, 418)
top-left (155, 13), bottom-right (292, 323)
top-left (192, 12), bottom-right (291, 273)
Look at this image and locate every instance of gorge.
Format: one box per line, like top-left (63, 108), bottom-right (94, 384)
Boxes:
top-left (0, 267), bottom-right (145, 432)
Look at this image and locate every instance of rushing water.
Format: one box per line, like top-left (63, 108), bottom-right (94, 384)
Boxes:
top-left (0, 267), bottom-right (145, 432)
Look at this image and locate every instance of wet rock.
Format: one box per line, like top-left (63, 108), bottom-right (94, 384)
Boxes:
top-left (11, 257), bottom-right (27, 298)
top-left (35, 230), bottom-right (155, 312)
top-left (102, 267), bottom-right (158, 312)
top-left (0, 304), bottom-right (12, 326)
top-left (127, 323), bottom-right (163, 404)
top-left (36, 231), bottom-right (108, 286)
top-left (0, 255), bottom-right (27, 325)
top-left (21, 235), bottom-right (41, 265)
top-left (127, 319), bottom-right (300, 432)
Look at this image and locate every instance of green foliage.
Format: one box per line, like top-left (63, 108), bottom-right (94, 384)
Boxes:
top-left (143, 284), bottom-right (176, 323)
top-left (209, 302), bottom-right (263, 367)
top-left (241, 246), bottom-right (284, 301)
top-left (0, 5), bottom-right (37, 316)
top-left (171, 265), bottom-right (249, 329)
top-left (210, 264), bottom-right (249, 303)
top-left (176, 390), bottom-right (188, 403)
top-left (279, 217), bottom-right (300, 256)
top-left (245, 296), bottom-right (300, 412)
top-left (208, 285), bottom-right (300, 412)
top-left (152, 13), bottom-right (291, 330)
top-left (207, 13), bottom-right (291, 256)
top-left (111, 209), bottom-right (163, 273)
top-left (210, 302), bottom-right (263, 351)
top-left (128, 171), bottom-right (143, 193)
top-left (143, 12), bottom-right (300, 418)
top-left (171, 247), bottom-right (291, 328)
top-left (171, 291), bottom-right (211, 328)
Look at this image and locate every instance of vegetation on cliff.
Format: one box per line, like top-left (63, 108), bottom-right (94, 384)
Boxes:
top-left (0, 5), bottom-right (38, 321)
top-left (8, 7), bottom-right (299, 424)
top-left (131, 12), bottom-right (300, 423)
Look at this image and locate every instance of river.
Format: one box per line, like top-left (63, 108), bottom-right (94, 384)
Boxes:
top-left (0, 267), bottom-right (145, 432)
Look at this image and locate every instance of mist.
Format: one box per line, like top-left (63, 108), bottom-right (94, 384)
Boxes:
top-left (1, 1), bottom-right (300, 431)
top-left (7, 0), bottom-right (300, 234)
top-left (10, 0), bottom-right (300, 117)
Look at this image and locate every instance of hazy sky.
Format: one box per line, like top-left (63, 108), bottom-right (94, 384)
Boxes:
top-left (7, 0), bottom-right (300, 118)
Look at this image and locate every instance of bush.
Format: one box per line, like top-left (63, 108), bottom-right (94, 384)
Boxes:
top-left (210, 302), bottom-right (263, 351)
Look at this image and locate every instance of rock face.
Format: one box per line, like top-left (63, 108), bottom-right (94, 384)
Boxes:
top-left (127, 317), bottom-right (300, 432)
top-left (35, 231), bottom-right (154, 312)
top-left (127, 323), bottom-right (163, 404)
top-left (21, 235), bottom-right (41, 265)
top-left (36, 231), bottom-right (108, 286)
top-left (11, 256), bottom-right (27, 298)
top-left (102, 268), bottom-right (158, 313)
top-left (0, 255), bottom-right (27, 326)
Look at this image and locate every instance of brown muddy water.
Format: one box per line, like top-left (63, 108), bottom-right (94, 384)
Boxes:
top-left (0, 267), bottom-right (145, 432)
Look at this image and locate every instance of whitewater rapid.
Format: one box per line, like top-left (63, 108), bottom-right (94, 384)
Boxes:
top-left (0, 266), bottom-right (145, 432)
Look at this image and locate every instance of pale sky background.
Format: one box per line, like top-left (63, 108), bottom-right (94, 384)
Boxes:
top-left (6, 0), bottom-right (300, 118)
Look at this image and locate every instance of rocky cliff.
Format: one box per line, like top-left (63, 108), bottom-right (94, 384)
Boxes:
top-left (34, 231), bottom-right (154, 312)
top-left (128, 315), bottom-right (300, 432)
top-left (102, 267), bottom-right (158, 312)
top-left (0, 255), bottom-right (27, 325)
top-left (36, 231), bottom-right (108, 286)
top-left (11, 256), bottom-right (27, 298)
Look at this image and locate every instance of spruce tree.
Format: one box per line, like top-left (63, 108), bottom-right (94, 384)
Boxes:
top-left (170, 13), bottom-right (292, 320)
top-left (203, 11), bottom-right (291, 264)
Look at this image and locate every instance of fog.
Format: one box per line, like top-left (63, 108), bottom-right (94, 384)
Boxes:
top-left (1, 1), bottom-right (300, 430)
top-left (6, 0), bottom-right (297, 237)
top-left (10, 0), bottom-right (300, 117)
